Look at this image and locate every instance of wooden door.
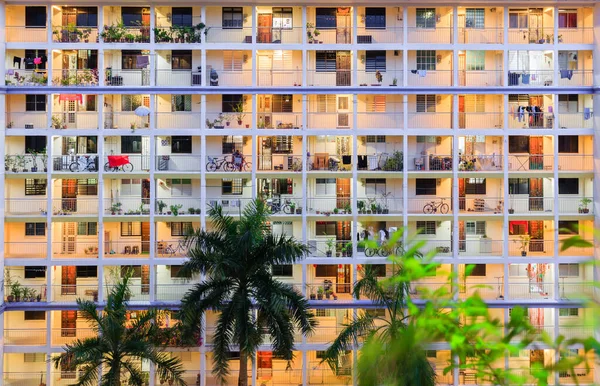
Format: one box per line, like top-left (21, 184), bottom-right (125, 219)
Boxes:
top-left (61, 310), bottom-right (77, 337)
top-left (257, 55), bottom-right (272, 86)
top-left (458, 221), bottom-right (466, 252)
top-left (141, 265), bottom-right (150, 294)
top-left (458, 53), bottom-right (466, 86)
top-left (336, 8), bottom-right (351, 43)
top-left (529, 136), bottom-right (544, 170)
top-left (337, 264), bottom-right (351, 293)
top-left (141, 222), bottom-right (150, 253)
top-left (62, 179), bottom-right (77, 212)
top-left (257, 14), bottom-right (272, 43)
top-left (529, 220), bottom-right (544, 252)
top-left (61, 266), bottom-right (76, 295)
top-left (62, 222), bottom-right (77, 255)
top-left (336, 51), bottom-right (351, 86)
top-left (336, 178), bottom-right (350, 208)
top-left (529, 178), bottom-right (544, 211)
top-left (458, 95), bottom-right (466, 129)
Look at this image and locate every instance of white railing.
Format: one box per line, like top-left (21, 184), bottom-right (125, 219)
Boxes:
top-left (4, 242), bottom-right (47, 258)
top-left (256, 27), bottom-right (303, 44)
top-left (356, 112), bottom-right (403, 129)
top-left (105, 68), bottom-right (151, 86)
top-left (459, 112), bottom-right (503, 129)
top-left (558, 197), bottom-right (593, 215)
top-left (5, 69), bottom-right (48, 87)
top-left (356, 27), bottom-right (403, 44)
top-left (51, 69), bottom-right (99, 86)
top-left (508, 197), bottom-right (554, 214)
top-left (103, 198), bottom-right (150, 215)
top-left (204, 26), bottom-right (253, 43)
top-left (5, 198), bottom-right (47, 216)
top-left (307, 112), bottom-right (354, 129)
top-left (155, 69), bottom-right (196, 87)
top-left (51, 242), bottom-right (100, 258)
top-left (50, 284), bottom-right (99, 302)
top-left (306, 70), bottom-right (351, 87)
top-left (356, 69), bottom-right (403, 87)
top-left (507, 27), bottom-right (554, 44)
top-left (507, 155), bottom-right (554, 171)
top-left (407, 112), bottom-right (453, 129)
top-left (459, 197), bottom-right (503, 213)
top-left (507, 69), bottom-right (554, 87)
top-left (256, 70), bottom-right (302, 87)
top-left (459, 70), bottom-right (503, 87)
top-left (256, 154), bottom-right (303, 172)
top-left (52, 26), bottom-right (99, 43)
top-left (155, 198), bottom-right (202, 216)
top-left (558, 70), bottom-right (593, 87)
top-left (155, 112), bottom-right (202, 129)
top-left (6, 26), bottom-right (47, 42)
top-left (458, 154), bottom-right (503, 171)
top-left (155, 155), bottom-right (202, 172)
top-left (6, 112), bottom-right (47, 129)
top-left (102, 154), bottom-right (150, 172)
top-left (104, 112), bottom-right (149, 130)
top-left (558, 112), bottom-right (594, 129)
top-left (52, 112), bottom-right (99, 129)
top-left (205, 111), bottom-right (252, 129)
top-left (205, 69), bottom-right (252, 87)
top-left (407, 197), bottom-right (453, 214)
top-left (257, 112), bottom-right (302, 129)
top-left (508, 112), bottom-right (554, 129)
top-left (508, 239), bottom-right (555, 257)
top-left (407, 70), bottom-right (453, 87)
top-left (4, 328), bottom-right (47, 345)
top-left (407, 27), bottom-right (453, 44)
top-left (457, 27), bottom-right (503, 44)
top-left (51, 198), bottom-right (99, 215)
top-left (458, 240), bottom-right (503, 257)
top-left (559, 27), bottom-right (593, 44)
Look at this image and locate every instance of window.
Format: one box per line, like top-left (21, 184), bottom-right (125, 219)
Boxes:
top-left (122, 7), bottom-right (146, 27)
top-left (121, 179), bottom-right (142, 196)
top-left (172, 95), bottom-right (191, 112)
top-left (465, 178), bottom-right (486, 195)
top-left (172, 7), bottom-right (193, 27)
top-left (121, 136), bottom-right (142, 154)
top-left (368, 264), bottom-right (387, 277)
top-left (416, 8), bottom-right (436, 29)
top-left (365, 178), bottom-right (386, 196)
top-left (272, 264), bottom-right (293, 277)
top-left (468, 264), bottom-right (486, 276)
top-left (558, 10), bottom-right (578, 29)
top-left (24, 311), bottom-right (46, 321)
top-left (416, 179), bottom-right (437, 195)
top-left (559, 308), bottom-right (579, 317)
top-left (315, 265), bottom-right (338, 277)
top-left (316, 8), bottom-right (336, 29)
top-left (416, 221), bottom-right (436, 235)
top-left (509, 264), bottom-right (529, 277)
top-left (222, 135), bottom-right (243, 154)
top-left (223, 51), bottom-right (243, 71)
top-left (315, 178), bottom-right (336, 195)
top-left (272, 7), bottom-right (293, 29)
top-left (509, 221), bottom-right (527, 236)
top-left (366, 309), bottom-right (386, 317)
top-left (509, 178), bottom-right (529, 195)
top-left (366, 135), bottom-right (386, 143)
top-left (24, 266), bottom-right (46, 279)
top-left (465, 221), bottom-right (486, 236)
top-left (25, 49), bottom-right (47, 70)
top-left (365, 8), bottom-right (386, 29)
top-left (171, 50), bottom-right (192, 70)
top-left (25, 179), bottom-right (47, 196)
top-left (559, 263), bottom-right (580, 277)
top-left (171, 222), bottom-right (192, 236)
top-left (465, 8), bottom-right (485, 29)
top-left (416, 50), bottom-right (436, 71)
top-left (365, 51), bottom-right (386, 72)
top-left (559, 178), bottom-right (579, 195)
top-left (509, 10), bottom-right (528, 29)
top-left (222, 7), bottom-right (243, 29)
top-left (25, 223), bottom-right (46, 236)
top-left (222, 95), bottom-right (244, 113)
top-left (121, 265), bottom-right (142, 278)
top-left (508, 136), bottom-right (530, 153)
top-left (121, 50), bottom-right (145, 70)
top-left (70, 7), bottom-right (98, 27)
top-left (272, 95), bottom-right (293, 113)
top-left (77, 222), bottom-right (97, 236)
top-left (171, 136), bottom-right (192, 153)
top-left (26, 6), bottom-right (46, 27)
top-left (466, 51), bottom-right (485, 71)
top-left (222, 179), bottom-right (243, 195)
top-left (316, 51), bottom-right (336, 72)
top-left (416, 95), bottom-right (436, 113)
top-left (77, 179), bottom-right (98, 196)
top-left (25, 95), bottom-right (46, 112)
top-left (121, 222), bottom-right (142, 236)
top-left (76, 266), bottom-right (97, 278)
top-left (271, 178), bottom-right (293, 195)
top-left (558, 94), bottom-right (579, 113)
top-left (316, 221), bottom-right (337, 236)
top-left (170, 265), bottom-right (192, 278)
top-left (558, 136), bottom-right (579, 153)
top-left (25, 136), bottom-right (47, 153)
top-left (24, 353), bottom-right (46, 362)
top-left (559, 221), bottom-right (578, 235)
top-left (168, 179), bottom-right (192, 196)
top-left (121, 94), bottom-right (148, 111)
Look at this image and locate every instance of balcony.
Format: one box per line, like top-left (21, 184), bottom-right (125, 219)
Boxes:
top-left (5, 154), bottom-right (46, 174)
top-left (356, 197), bottom-right (403, 214)
top-left (206, 198), bottom-right (253, 215)
top-left (507, 70), bottom-right (554, 87)
top-left (101, 155), bottom-right (150, 173)
top-left (155, 198), bottom-right (202, 216)
top-left (558, 197), bottom-right (594, 215)
top-left (508, 111), bottom-right (554, 129)
top-left (306, 198), bottom-right (351, 215)
top-left (205, 155), bottom-right (251, 172)
top-left (307, 240), bottom-right (352, 258)
top-left (155, 112), bottom-right (202, 129)
top-left (5, 69), bottom-right (48, 87)
top-left (558, 154), bottom-right (593, 171)
top-left (407, 154), bottom-right (453, 171)
top-left (357, 69), bottom-right (403, 87)
top-left (307, 154), bottom-right (353, 172)
top-left (52, 112), bottom-right (99, 130)
top-left (6, 112), bottom-right (47, 130)
top-left (407, 112), bottom-right (453, 129)
top-left (459, 70), bottom-right (503, 87)
top-left (357, 112), bottom-right (403, 130)
top-left (407, 27), bottom-right (453, 44)
top-left (459, 112), bottom-right (503, 130)
top-left (459, 197), bottom-right (503, 214)
top-left (103, 241), bottom-right (151, 257)
top-left (407, 70), bottom-right (453, 87)
top-left (307, 113), bottom-right (354, 129)
top-left (458, 154), bottom-right (503, 172)
top-left (155, 241), bottom-right (190, 258)
top-left (103, 198), bottom-right (150, 215)
top-left (507, 27), bottom-right (555, 44)
top-left (306, 70), bottom-right (351, 87)
top-left (257, 112), bottom-right (302, 129)
top-left (256, 27), bottom-right (303, 44)
top-left (104, 112), bottom-right (149, 130)
top-left (105, 68), bottom-right (150, 87)
top-left (558, 70), bottom-right (593, 87)
top-left (52, 25), bottom-right (99, 43)
top-left (4, 328), bottom-right (48, 345)
top-left (558, 112), bottom-right (594, 129)
top-left (357, 154), bottom-right (403, 172)
top-left (507, 155), bottom-right (553, 172)
top-left (52, 155), bottom-right (98, 173)
top-left (4, 242), bottom-right (47, 259)
top-left (206, 112), bottom-right (252, 129)
top-left (559, 27), bottom-right (593, 44)
top-left (356, 27), bottom-right (403, 44)
top-left (458, 27), bottom-right (503, 44)
top-left (257, 69), bottom-right (303, 87)
top-left (205, 69), bottom-right (252, 87)
top-left (100, 25), bottom-right (150, 43)
top-left (5, 198), bottom-right (47, 216)
top-left (51, 198), bottom-right (99, 216)
top-left (256, 154), bottom-right (303, 172)
top-left (204, 27), bottom-right (253, 44)
top-left (51, 69), bottom-right (99, 86)
top-left (5, 26), bottom-right (47, 42)
top-left (458, 239), bottom-right (504, 257)
top-left (51, 242), bottom-right (100, 258)
top-left (508, 197), bottom-right (554, 214)
top-left (50, 284), bottom-right (99, 302)
top-left (155, 69), bottom-right (201, 87)
top-left (155, 283), bottom-right (195, 301)
top-left (407, 197), bottom-right (453, 215)
top-left (155, 155), bottom-right (202, 172)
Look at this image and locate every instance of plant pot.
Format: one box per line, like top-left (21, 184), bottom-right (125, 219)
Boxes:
top-left (44, 168), bottom-right (48, 172)
top-left (366, 210), bottom-right (372, 214)
top-left (11, 168), bottom-right (17, 173)
top-left (325, 293), bottom-right (331, 300)
top-left (521, 251), bottom-right (527, 257)
top-left (237, 120), bottom-right (243, 125)
top-left (296, 208), bottom-right (302, 214)
top-left (508, 209), bottom-right (514, 214)
top-left (342, 252), bottom-right (347, 257)
top-left (245, 124), bottom-right (250, 128)
top-left (326, 251), bottom-right (332, 257)
top-left (382, 209), bottom-right (389, 214)
top-left (167, 211), bottom-right (172, 215)
top-left (309, 294), bottom-right (316, 300)
top-left (7, 295), bottom-right (14, 302)
top-left (31, 167), bottom-right (38, 172)
top-left (332, 295), bottom-right (338, 300)
top-left (583, 209), bottom-right (590, 213)
top-left (226, 122), bottom-right (230, 126)
top-left (347, 251), bottom-right (352, 257)
top-left (317, 294), bottom-right (323, 300)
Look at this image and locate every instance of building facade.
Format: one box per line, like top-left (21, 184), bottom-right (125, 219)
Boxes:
top-left (0, 1), bottom-right (598, 385)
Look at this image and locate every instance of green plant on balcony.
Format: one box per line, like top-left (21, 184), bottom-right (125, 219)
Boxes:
top-left (357, 200), bottom-right (366, 214)
top-left (156, 200), bottom-right (167, 214)
top-left (233, 101), bottom-right (246, 125)
top-left (382, 150), bottom-right (403, 171)
top-left (39, 148), bottom-right (48, 172)
top-left (519, 234), bottom-right (530, 257)
top-left (4, 155), bottom-right (14, 172)
top-left (170, 204), bottom-right (183, 216)
top-left (380, 192), bottom-right (392, 214)
top-left (15, 154), bottom-right (27, 172)
top-left (306, 22), bottom-right (320, 43)
top-left (579, 197), bottom-right (592, 214)
top-left (110, 202), bottom-right (122, 215)
top-left (9, 281), bottom-right (23, 302)
top-left (52, 115), bottom-right (64, 129)
top-left (27, 148), bottom-right (40, 172)
top-left (344, 202), bottom-right (352, 214)
top-left (316, 286), bottom-right (324, 300)
top-left (375, 70), bottom-right (383, 84)
top-left (325, 237), bottom-right (336, 257)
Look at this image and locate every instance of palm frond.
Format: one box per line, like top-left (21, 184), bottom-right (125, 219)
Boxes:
top-left (321, 315), bottom-right (376, 372)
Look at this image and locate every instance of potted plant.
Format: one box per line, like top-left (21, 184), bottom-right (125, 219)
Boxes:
top-left (289, 202), bottom-right (296, 214)
top-left (316, 286), bottom-right (324, 300)
top-left (16, 154), bottom-right (27, 172)
top-left (579, 197), bottom-right (592, 214)
top-left (4, 155), bottom-right (13, 172)
top-left (110, 202), bottom-right (122, 215)
top-left (345, 242), bottom-right (353, 257)
top-left (10, 281), bottom-right (23, 302)
top-left (170, 204), bottom-right (183, 216)
top-left (325, 237), bottom-right (335, 257)
top-left (156, 200), bottom-right (167, 214)
top-left (188, 207), bottom-right (195, 215)
top-left (333, 207), bottom-right (339, 215)
top-left (344, 203), bottom-right (352, 215)
top-left (309, 291), bottom-right (316, 300)
top-left (519, 235), bottom-right (530, 257)
top-left (357, 200), bottom-right (366, 214)
top-left (380, 192), bottom-right (392, 214)
top-left (39, 148), bottom-right (48, 172)
top-left (391, 77), bottom-right (398, 86)
top-left (27, 148), bottom-right (39, 172)
top-left (295, 206), bottom-right (302, 215)
top-left (332, 293), bottom-right (338, 300)
top-left (375, 70), bottom-right (383, 84)
top-left (480, 234), bottom-right (492, 254)
top-left (357, 240), bottom-right (366, 253)
top-left (233, 101), bottom-right (246, 125)
top-left (325, 289), bottom-right (332, 300)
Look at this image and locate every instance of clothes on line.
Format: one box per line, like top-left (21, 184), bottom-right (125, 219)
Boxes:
top-left (508, 72), bottom-right (521, 86)
top-left (521, 73), bottom-right (531, 84)
top-left (560, 69), bottom-right (573, 80)
top-left (417, 69), bottom-right (427, 77)
top-left (136, 55), bottom-right (149, 68)
top-left (584, 108), bottom-right (592, 120)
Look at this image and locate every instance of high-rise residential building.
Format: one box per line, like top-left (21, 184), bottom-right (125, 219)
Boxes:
top-left (0, 2), bottom-right (598, 385)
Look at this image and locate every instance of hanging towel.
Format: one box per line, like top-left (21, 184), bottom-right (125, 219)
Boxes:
top-left (560, 69), bottom-right (573, 80)
top-left (410, 69), bottom-right (417, 74)
top-left (418, 69), bottom-right (427, 77)
top-left (136, 55), bottom-right (149, 68)
top-left (547, 106), bottom-right (553, 113)
top-left (12, 56), bottom-right (21, 69)
top-left (584, 108), bottom-right (591, 120)
top-left (522, 73), bottom-right (531, 84)
top-left (7, 69), bottom-right (14, 75)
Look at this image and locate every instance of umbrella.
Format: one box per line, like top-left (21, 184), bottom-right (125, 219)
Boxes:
top-left (134, 106), bottom-right (151, 117)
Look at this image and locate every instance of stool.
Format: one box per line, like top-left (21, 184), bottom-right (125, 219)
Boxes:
top-left (124, 246), bottom-right (131, 254)
top-left (132, 245), bottom-right (140, 254)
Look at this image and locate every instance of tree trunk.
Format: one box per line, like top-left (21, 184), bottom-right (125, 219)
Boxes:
top-left (238, 350), bottom-right (248, 386)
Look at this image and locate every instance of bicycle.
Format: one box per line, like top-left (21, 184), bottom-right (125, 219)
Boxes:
top-left (206, 156), bottom-right (235, 172)
top-left (104, 161), bottom-right (133, 172)
top-left (69, 155), bottom-right (97, 172)
top-left (364, 243), bottom-right (403, 257)
top-left (161, 239), bottom-right (188, 257)
top-left (232, 155), bottom-right (252, 172)
top-left (423, 199), bottom-right (449, 214)
top-left (269, 198), bottom-right (295, 214)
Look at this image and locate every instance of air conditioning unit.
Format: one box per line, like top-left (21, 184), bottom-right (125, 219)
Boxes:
top-left (191, 72), bottom-right (202, 86)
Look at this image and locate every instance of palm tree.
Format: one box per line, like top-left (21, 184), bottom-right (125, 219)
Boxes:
top-left (52, 275), bottom-right (186, 386)
top-left (177, 199), bottom-right (317, 386)
top-left (322, 263), bottom-right (436, 386)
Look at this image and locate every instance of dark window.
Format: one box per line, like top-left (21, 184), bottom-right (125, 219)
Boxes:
top-left (222, 7), bottom-right (243, 29)
top-left (122, 7), bottom-right (146, 27)
top-left (272, 7), bottom-right (293, 29)
top-left (25, 95), bottom-right (46, 112)
top-left (315, 265), bottom-right (338, 277)
top-left (26, 6), bottom-right (46, 27)
top-left (416, 8), bottom-right (436, 29)
top-left (558, 136), bottom-right (579, 153)
top-left (272, 178), bottom-right (293, 195)
top-left (272, 95), bottom-right (293, 113)
top-left (558, 10), bottom-right (577, 29)
top-left (24, 311), bottom-right (46, 320)
top-left (367, 264), bottom-right (387, 277)
top-left (170, 265), bottom-right (192, 278)
top-left (120, 222), bottom-right (142, 236)
top-left (465, 178), bottom-right (486, 195)
top-left (509, 222), bottom-right (527, 235)
top-left (416, 221), bottom-right (436, 235)
top-left (121, 136), bottom-right (142, 154)
top-left (77, 222), bottom-right (97, 235)
top-left (171, 222), bottom-right (192, 236)
top-left (222, 136), bottom-right (243, 154)
top-left (25, 266), bottom-right (46, 279)
top-left (365, 51), bottom-right (386, 72)
top-left (172, 136), bottom-right (192, 154)
top-left (222, 95), bottom-right (244, 113)
top-left (365, 8), bottom-right (386, 29)
top-left (316, 8), bottom-right (336, 29)
top-left (25, 223), bottom-right (46, 236)
top-left (509, 178), bottom-right (529, 195)
top-left (222, 179), bottom-right (243, 195)
top-left (76, 266), bottom-right (97, 278)
top-left (25, 136), bottom-right (47, 153)
top-left (25, 179), bottom-right (47, 196)
top-left (25, 49), bottom-right (47, 70)
top-left (85, 95), bottom-right (97, 111)
top-left (316, 221), bottom-right (337, 236)
top-left (316, 51), bottom-right (336, 72)
top-left (172, 7), bottom-right (193, 27)
top-left (121, 265), bottom-right (142, 278)
top-left (416, 179), bottom-right (437, 195)
top-left (559, 178), bottom-right (579, 194)
top-left (468, 264), bottom-right (486, 276)
top-left (74, 7), bottom-right (98, 27)
top-left (77, 179), bottom-right (98, 196)
top-left (416, 95), bottom-right (436, 113)
top-left (121, 50), bottom-right (144, 70)
top-left (559, 308), bottom-right (578, 317)
top-left (272, 264), bottom-right (293, 277)
top-left (509, 136), bottom-right (530, 153)
top-left (172, 50), bottom-right (192, 70)
top-left (172, 95), bottom-right (191, 112)
top-left (559, 221), bottom-right (578, 235)
top-left (559, 263), bottom-right (579, 277)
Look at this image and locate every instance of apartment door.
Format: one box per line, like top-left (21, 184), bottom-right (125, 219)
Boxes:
top-left (458, 52), bottom-right (466, 86)
top-left (529, 178), bottom-right (544, 212)
top-left (336, 178), bottom-right (350, 208)
top-left (62, 179), bottom-right (78, 212)
top-left (336, 8), bottom-right (351, 43)
top-left (259, 137), bottom-right (273, 170)
top-left (61, 310), bottom-right (77, 337)
top-left (257, 55), bottom-right (272, 86)
top-left (142, 136), bottom-right (151, 171)
top-left (529, 220), bottom-right (544, 252)
top-left (336, 51), bottom-right (351, 86)
top-left (62, 221), bottom-right (77, 255)
top-left (336, 264), bottom-right (351, 293)
top-left (61, 266), bottom-right (76, 295)
top-left (337, 96), bottom-right (350, 127)
top-left (458, 221), bottom-right (466, 252)
top-left (529, 136), bottom-right (544, 170)
top-left (258, 95), bottom-right (272, 128)
top-left (141, 264), bottom-right (150, 294)
top-left (257, 14), bottom-right (272, 43)
top-left (141, 222), bottom-right (150, 253)
top-left (458, 95), bottom-right (466, 128)
top-left (528, 9), bottom-right (543, 43)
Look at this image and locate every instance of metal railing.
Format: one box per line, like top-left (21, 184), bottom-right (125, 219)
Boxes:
top-left (51, 198), bottom-right (99, 215)
top-left (155, 283), bottom-right (195, 301)
top-left (558, 241), bottom-right (594, 257)
top-left (101, 154), bottom-right (150, 172)
top-left (558, 112), bottom-right (594, 129)
top-left (205, 68), bottom-right (252, 87)
top-left (51, 69), bottom-right (99, 86)
top-left (457, 240), bottom-right (503, 257)
top-left (52, 26), bottom-right (99, 43)
top-left (507, 197), bottom-right (554, 214)
top-left (558, 154), bottom-right (593, 171)
top-left (407, 112), bottom-right (453, 129)
top-left (205, 111), bottom-right (252, 129)
top-left (155, 240), bottom-right (191, 258)
top-left (558, 70), bottom-right (593, 87)
top-left (306, 70), bottom-right (352, 87)
top-left (5, 154), bottom-right (47, 173)
top-left (103, 241), bottom-right (151, 257)
top-left (407, 154), bottom-right (453, 171)
top-left (155, 112), bottom-right (202, 129)
top-left (256, 70), bottom-right (302, 87)
top-left (558, 197), bottom-right (594, 215)
top-left (51, 328), bottom-right (97, 345)
top-left (356, 69), bottom-right (403, 87)
top-left (310, 27), bottom-right (352, 44)
top-left (458, 154), bottom-right (503, 171)
top-left (357, 154), bottom-right (403, 171)
top-left (256, 154), bottom-right (303, 172)
top-left (103, 284), bottom-right (150, 301)
top-left (50, 284), bottom-right (99, 302)
top-left (459, 197), bottom-right (503, 214)
top-left (206, 198), bottom-right (253, 214)
top-left (407, 70), bottom-right (453, 87)
top-left (100, 26), bottom-right (150, 43)
top-left (104, 68), bottom-right (151, 86)
top-left (155, 155), bottom-right (202, 172)
top-left (51, 155), bottom-right (98, 173)
top-left (103, 198), bottom-right (150, 215)
top-left (104, 112), bottom-right (149, 129)
top-left (155, 69), bottom-right (198, 87)
top-left (407, 198), bottom-right (453, 214)
top-left (507, 69), bottom-right (554, 87)
top-left (558, 27), bottom-right (593, 44)
top-left (508, 239), bottom-right (555, 257)
top-left (6, 112), bottom-right (47, 129)
top-left (307, 112), bottom-right (354, 129)
top-left (356, 197), bottom-right (403, 214)
top-left (459, 112), bottom-right (503, 129)
top-left (356, 112), bottom-right (403, 129)
top-left (204, 26), bottom-right (253, 43)
top-left (413, 241), bottom-right (453, 257)
top-left (205, 155), bottom-right (252, 172)
top-left (155, 198), bottom-right (202, 216)
top-left (5, 69), bottom-right (48, 87)
top-left (507, 28), bottom-right (555, 44)
top-left (5, 198), bottom-right (47, 216)
top-left (307, 240), bottom-right (352, 258)
top-left (407, 27), bottom-right (453, 44)
top-left (4, 242), bottom-right (47, 258)
top-left (4, 328), bottom-right (48, 345)
top-left (256, 27), bottom-right (303, 44)
top-left (356, 27), bottom-right (403, 44)
top-left (507, 282), bottom-right (553, 299)
top-left (5, 26), bottom-right (47, 42)
top-left (307, 154), bottom-right (353, 171)
top-left (257, 112), bottom-right (302, 129)
top-left (507, 155), bottom-right (554, 171)
top-left (457, 27), bottom-right (503, 44)
top-left (458, 70), bottom-right (503, 87)
top-left (51, 242), bottom-right (100, 258)
top-left (52, 112), bottom-right (99, 129)
top-left (508, 111), bottom-right (554, 129)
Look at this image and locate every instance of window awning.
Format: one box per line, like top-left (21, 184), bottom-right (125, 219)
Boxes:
top-left (59, 94), bottom-right (83, 103)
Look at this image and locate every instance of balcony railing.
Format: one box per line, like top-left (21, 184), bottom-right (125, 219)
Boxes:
top-left (4, 283), bottom-right (47, 302)
top-left (102, 154), bottom-right (150, 172)
top-left (205, 68), bottom-right (252, 87)
top-left (458, 240), bottom-right (503, 257)
top-left (4, 242), bottom-right (47, 258)
top-left (306, 198), bottom-right (351, 214)
top-left (155, 112), bottom-right (202, 129)
top-left (155, 155), bottom-right (202, 172)
top-left (558, 197), bottom-right (594, 215)
top-left (307, 112), bottom-right (354, 129)
top-left (459, 197), bottom-right (503, 214)
top-left (558, 70), bottom-right (593, 87)
top-left (413, 240), bottom-right (453, 257)
top-left (507, 70), bottom-right (554, 87)
top-left (407, 27), bottom-right (453, 44)
top-left (155, 198), bottom-right (202, 216)
top-left (155, 69), bottom-right (199, 87)
top-left (507, 155), bottom-right (553, 171)
top-left (51, 242), bottom-right (100, 258)
top-left (51, 69), bottom-right (99, 86)
top-left (306, 70), bottom-right (351, 87)
top-left (558, 154), bottom-right (593, 171)
top-left (357, 112), bottom-right (403, 129)
top-left (155, 240), bottom-right (190, 258)
top-left (100, 25), bottom-right (150, 43)
top-left (256, 154), bottom-right (303, 172)
top-left (508, 112), bottom-right (554, 129)
top-left (51, 328), bottom-right (97, 346)
top-left (104, 112), bottom-right (149, 130)
top-left (256, 27), bottom-right (303, 44)
top-left (206, 198), bottom-right (253, 214)
top-left (5, 154), bottom-right (46, 173)
top-left (51, 198), bottom-right (99, 215)
top-left (407, 198), bottom-right (453, 214)
top-left (5, 198), bottom-right (47, 216)
top-left (6, 26), bottom-right (47, 42)
top-left (508, 282), bottom-right (553, 299)
top-left (508, 197), bottom-right (554, 214)
top-left (103, 241), bottom-right (151, 257)
top-left (50, 284), bottom-right (99, 302)
top-left (52, 155), bottom-right (98, 173)
top-left (508, 239), bottom-right (555, 257)
top-left (257, 70), bottom-right (302, 87)
top-left (206, 112), bottom-right (252, 129)
top-left (407, 154), bottom-right (453, 171)
top-left (205, 155), bottom-right (251, 172)
top-left (356, 27), bottom-right (403, 44)
top-left (103, 198), bottom-right (150, 215)
top-left (459, 70), bottom-right (503, 87)
top-left (105, 68), bottom-right (151, 86)
top-left (457, 27), bottom-right (503, 44)
top-left (4, 328), bottom-right (48, 345)
top-left (52, 26), bottom-right (99, 43)
top-left (257, 112), bottom-right (302, 129)
top-left (407, 70), bottom-right (453, 87)
top-left (104, 284), bottom-right (150, 301)
top-left (5, 69), bottom-right (48, 87)
top-left (507, 28), bottom-right (555, 44)
top-left (558, 112), bottom-right (594, 129)
top-left (155, 283), bottom-right (195, 301)
top-left (6, 112), bottom-right (47, 129)
top-left (357, 69), bottom-right (403, 87)
top-left (458, 154), bottom-right (503, 171)
top-left (307, 154), bottom-right (353, 171)
top-left (307, 240), bottom-right (351, 257)
top-left (204, 26), bottom-right (253, 43)
top-left (459, 112), bottom-right (504, 129)
top-left (52, 112), bottom-right (99, 129)
top-left (559, 27), bottom-right (593, 44)
top-left (558, 282), bottom-right (595, 299)
top-left (311, 27), bottom-right (352, 44)
top-left (357, 154), bottom-right (403, 171)
top-left (407, 112), bottom-right (453, 129)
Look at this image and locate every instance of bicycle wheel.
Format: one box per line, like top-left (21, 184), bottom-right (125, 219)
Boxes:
top-left (87, 162), bottom-right (97, 172)
top-left (378, 248), bottom-right (390, 257)
top-left (121, 163), bottom-right (134, 172)
top-left (206, 162), bottom-right (217, 172)
top-left (223, 162), bottom-right (235, 172)
top-left (104, 162), bottom-right (112, 172)
top-left (365, 247), bottom-right (376, 257)
top-left (439, 203), bottom-right (449, 214)
top-left (283, 204), bottom-right (293, 215)
top-left (423, 204), bottom-right (435, 214)
top-left (69, 162), bottom-right (79, 173)
top-left (243, 162), bottom-right (252, 171)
